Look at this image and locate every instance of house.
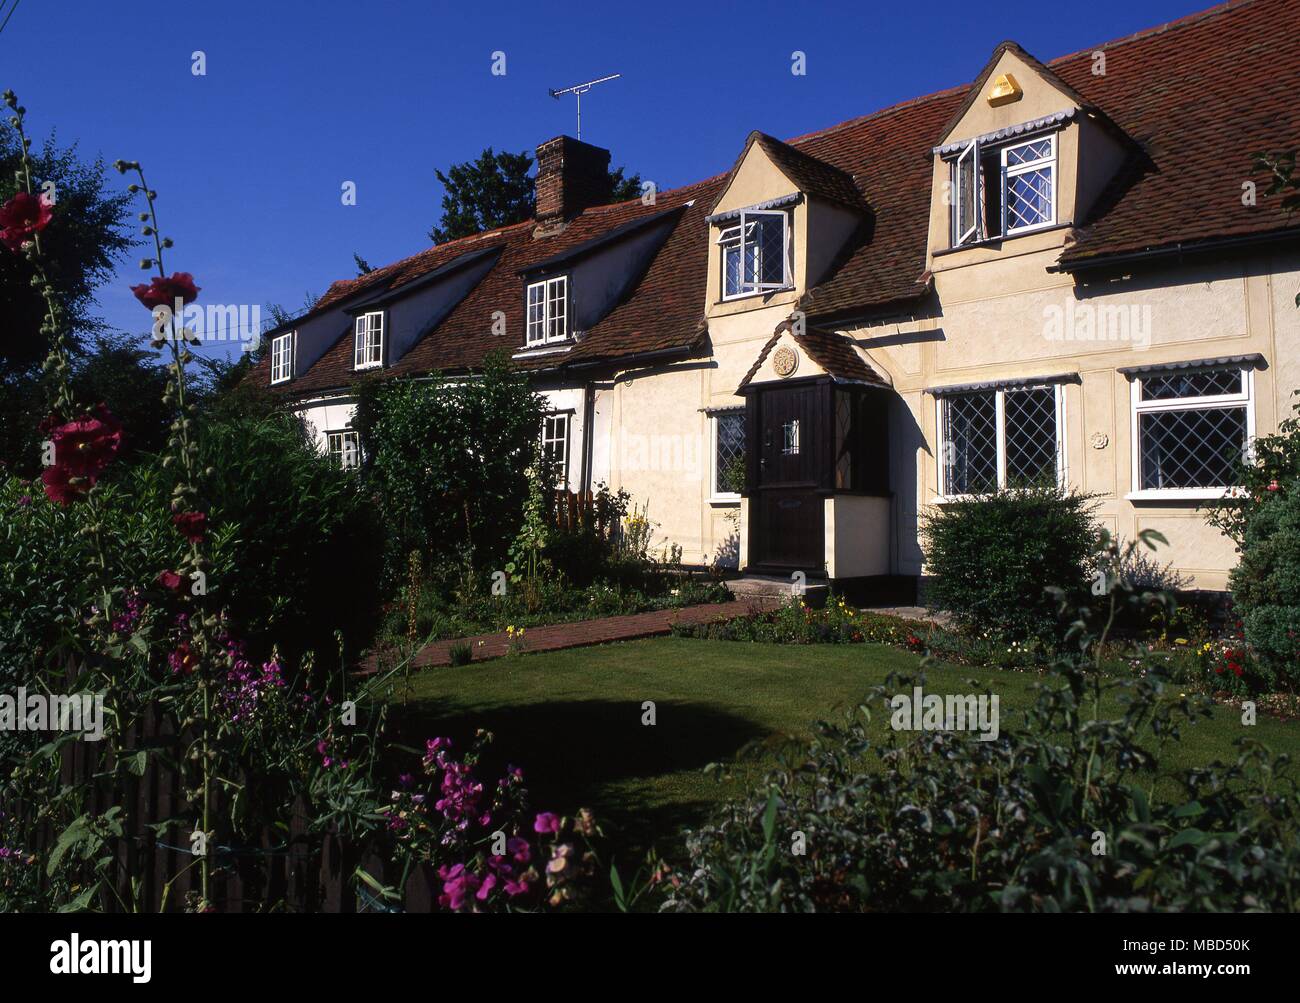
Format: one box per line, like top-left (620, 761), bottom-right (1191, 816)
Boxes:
top-left (257, 0), bottom-right (1300, 594)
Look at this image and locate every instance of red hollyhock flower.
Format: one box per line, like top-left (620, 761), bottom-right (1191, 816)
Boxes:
top-left (130, 272), bottom-right (200, 311)
top-left (40, 463), bottom-right (87, 505)
top-left (0, 190), bottom-right (53, 252)
top-left (172, 511), bottom-right (207, 543)
top-left (156, 570), bottom-right (184, 593)
top-left (47, 405), bottom-right (122, 478)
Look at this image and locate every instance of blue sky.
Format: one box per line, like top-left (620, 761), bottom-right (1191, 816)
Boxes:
top-left (0, 0), bottom-right (1203, 359)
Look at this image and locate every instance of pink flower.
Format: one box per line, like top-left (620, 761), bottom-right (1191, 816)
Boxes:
top-left (507, 837), bottom-right (531, 864)
top-left (130, 272), bottom-right (200, 311)
top-left (0, 190), bottom-right (53, 252)
top-left (172, 511), bottom-right (207, 543)
top-left (533, 812), bottom-right (561, 834)
top-left (437, 863), bottom-right (481, 911)
top-left (1267, 479), bottom-right (1280, 492)
top-left (156, 570), bottom-right (184, 593)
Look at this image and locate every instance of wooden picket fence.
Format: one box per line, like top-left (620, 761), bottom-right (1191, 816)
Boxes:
top-left (550, 489), bottom-right (608, 535)
top-left (10, 695), bottom-right (438, 913)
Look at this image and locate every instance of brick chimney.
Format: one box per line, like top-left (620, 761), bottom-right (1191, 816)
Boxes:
top-left (534, 136), bottom-right (612, 236)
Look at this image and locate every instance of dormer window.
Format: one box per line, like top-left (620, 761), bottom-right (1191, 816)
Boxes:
top-left (270, 331), bottom-right (295, 384)
top-left (718, 210), bottom-right (791, 299)
top-left (354, 311), bottom-right (384, 370)
top-left (526, 275), bottom-right (568, 346)
top-left (951, 133), bottom-right (1056, 247)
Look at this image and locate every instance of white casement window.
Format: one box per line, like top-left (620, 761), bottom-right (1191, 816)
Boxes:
top-left (938, 384), bottom-right (1065, 497)
top-left (1129, 366), bottom-right (1254, 499)
top-left (711, 411), bottom-right (746, 498)
top-left (541, 412), bottom-right (570, 486)
top-left (327, 430), bottom-right (361, 470)
top-left (526, 276), bottom-right (569, 347)
top-left (950, 132), bottom-right (1056, 247)
top-left (354, 311), bottom-right (384, 370)
top-left (717, 210), bottom-right (792, 299)
top-left (269, 331), bottom-right (294, 384)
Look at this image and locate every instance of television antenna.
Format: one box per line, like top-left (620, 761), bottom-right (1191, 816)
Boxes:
top-left (548, 73), bottom-right (621, 140)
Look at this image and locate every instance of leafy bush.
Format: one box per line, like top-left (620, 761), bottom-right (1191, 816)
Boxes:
top-left (1210, 394), bottom-right (1300, 688)
top-left (661, 550), bottom-right (1300, 913)
top-left (357, 356), bottom-right (545, 586)
top-left (922, 486), bottom-right (1099, 641)
top-left (173, 410), bottom-right (384, 659)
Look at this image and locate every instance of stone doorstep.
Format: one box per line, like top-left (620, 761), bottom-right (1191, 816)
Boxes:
top-left (725, 575), bottom-right (830, 606)
top-left (356, 597), bottom-right (782, 675)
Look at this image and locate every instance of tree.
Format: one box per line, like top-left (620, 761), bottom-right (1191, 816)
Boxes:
top-left (0, 129), bottom-right (134, 374)
top-left (429, 147), bottom-right (643, 243)
top-left (1253, 150), bottom-right (1300, 305)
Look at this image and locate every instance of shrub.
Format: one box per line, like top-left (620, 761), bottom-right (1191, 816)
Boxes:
top-left (1205, 392), bottom-right (1300, 687)
top-left (147, 410), bottom-right (384, 660)
top-left (357, 356), bottom-right (545, 585)
top-left (660, 556), bottom-right (1300, 913)
top-left (921, 486), bottom-right (1099, 641)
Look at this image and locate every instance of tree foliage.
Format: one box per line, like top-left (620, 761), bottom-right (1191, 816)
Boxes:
top-left (355, 354), bottom-right (545, 582)
top-left (0, 129), bottom-right (134, 374)
top-left (429, 147), bottom-right (642, 243)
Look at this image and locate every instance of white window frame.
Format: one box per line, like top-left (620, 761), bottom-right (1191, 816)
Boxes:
top-left (717, 209), bottom-right (793, 300)
top-left (327, 429), bottom-right (361, 470)
top-left (1001, 134), bottom-right (1057, 236)
top-left (270, 331), bottom-right (295, 384)
top-left (1127, 367), bottom-right (1255, 501)
top-left (541, 412), bottom-right (570, 488)
top-left (935, 383), bottom-right (1066, 500)
top-left (710, 410), bottom-right (746, 502)
top-left (526, 275), bottom-right (569, 347)
top-left (354, 311), bottom-right (384, 370)
top-left (949, 131), bottom-right (1057, 247)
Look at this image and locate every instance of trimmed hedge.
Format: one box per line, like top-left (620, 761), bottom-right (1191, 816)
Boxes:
top-left (921, 487), bottom-right (1099, 641)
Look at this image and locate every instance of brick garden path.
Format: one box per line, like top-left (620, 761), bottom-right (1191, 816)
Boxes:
top-left (357, 598), bottom-right (781, 675)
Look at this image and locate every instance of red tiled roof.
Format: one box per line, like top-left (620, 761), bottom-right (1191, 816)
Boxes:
top-left (1048, 0), bottom-right (1300, 265)
top-left (737, 322), bottom-right (887, 391)
top-left (264, 0), bottom-right (1300, 392)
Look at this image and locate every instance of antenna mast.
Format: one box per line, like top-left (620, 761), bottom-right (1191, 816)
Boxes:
top-left (548, 73), bottom-right (621, 140)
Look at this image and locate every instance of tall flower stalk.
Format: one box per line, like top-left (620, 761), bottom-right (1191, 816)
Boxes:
top-left (115, 157), bottom-right (217, 908)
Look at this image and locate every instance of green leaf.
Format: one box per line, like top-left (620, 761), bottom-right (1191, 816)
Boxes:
top-left (1167, 828), bottom-right (1206, 850)
top-left (57, 884), bottom-right (99, 913)
top-left (126, 750), bottom-right (148, 776)
top-left (47, 816), bottom-right (89, 877)
top-left (609, 864), bottom-right (627, 911)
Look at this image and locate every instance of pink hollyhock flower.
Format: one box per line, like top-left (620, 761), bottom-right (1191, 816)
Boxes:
top-left (0, 190), bottom-right (53, 252)
top-left (168, 640), bottom-right (198, 676)
top-left (533, 812), bottom-right (561, 834)
top-left (46, 405), bottom-right (123, 480)
top-left (130, 272), bottom-right (200, 311)
top-left (40, 463), bottom-right (84, 505)
top-left (172, 511), bottom-right (207, 543)
top-left (156, 569), bottom-right (184, 593)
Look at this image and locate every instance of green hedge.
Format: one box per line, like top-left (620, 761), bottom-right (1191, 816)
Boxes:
top-left (921, 487), bottom-right (1099, 641)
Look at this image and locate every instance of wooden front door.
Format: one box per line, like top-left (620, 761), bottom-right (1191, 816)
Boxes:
top-left (748, 384), bottom-right (824, 572)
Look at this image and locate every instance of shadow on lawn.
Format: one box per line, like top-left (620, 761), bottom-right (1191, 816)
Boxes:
top-left (385, 696), bottom-right (773, 861)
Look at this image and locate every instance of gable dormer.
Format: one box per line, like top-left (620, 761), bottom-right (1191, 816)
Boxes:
top-left (706, 132), bottom-right (866, 317)
top-left (927, 41), bottom-right (1130, 264)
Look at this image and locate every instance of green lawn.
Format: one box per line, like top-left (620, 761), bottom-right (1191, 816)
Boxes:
top-left (382, 637), bottom-right (1299, 868)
